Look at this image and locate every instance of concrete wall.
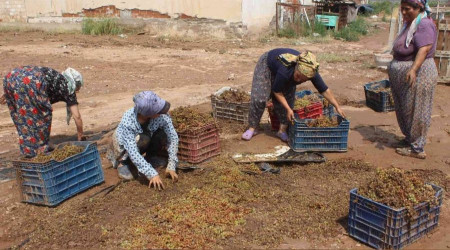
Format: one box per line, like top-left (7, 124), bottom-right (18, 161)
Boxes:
top-left (23, 0), bottom-right (243, 22)
top-left (0, 0), bottom-right (26, 21)
top-left (242, 0), bottom-right (276, 31)
top-left (0, 0), bottom-right (282, 33)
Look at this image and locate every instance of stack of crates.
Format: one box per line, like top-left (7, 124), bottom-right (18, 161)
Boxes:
top-left (268, 90), bottom-right (323, 131)
top-left (177, 123), bottom-right (220, 164)
top-left (14, 141), bottom-right (104, 206)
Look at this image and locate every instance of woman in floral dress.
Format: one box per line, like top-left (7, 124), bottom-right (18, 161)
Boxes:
top-left (1, 66), bottom-right (85, 157)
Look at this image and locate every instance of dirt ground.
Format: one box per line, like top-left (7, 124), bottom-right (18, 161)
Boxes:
top-left (0, 20), bottom-right (449, 249)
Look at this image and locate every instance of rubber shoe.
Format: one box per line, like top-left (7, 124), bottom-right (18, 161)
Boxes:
top-left (118, 165), bottom-right (133, 180)
top-left (395, 147), bottom-right (426, 159)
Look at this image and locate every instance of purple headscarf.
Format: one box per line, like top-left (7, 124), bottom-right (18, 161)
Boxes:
top-left (133, 91), bottom-right (166, 116)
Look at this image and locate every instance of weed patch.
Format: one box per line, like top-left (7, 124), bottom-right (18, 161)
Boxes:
top-left (334, 17), bottom-right (369, 42)
top-left (82, 18), bottom-right (123, 35)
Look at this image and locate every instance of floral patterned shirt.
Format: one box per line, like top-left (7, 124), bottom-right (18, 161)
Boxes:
top-left (116, 108), bottom-right (179, 178)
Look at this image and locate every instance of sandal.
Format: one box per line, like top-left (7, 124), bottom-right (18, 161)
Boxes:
top-left (242, 129), bottom-right (257, 141)
top-left (277, 132), bottom-right (289, 142)
top-left (396, 147), bottom-right (426, 159)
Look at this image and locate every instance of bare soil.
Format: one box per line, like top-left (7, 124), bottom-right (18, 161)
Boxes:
top-left (0, 21), bottom-right (449, 249)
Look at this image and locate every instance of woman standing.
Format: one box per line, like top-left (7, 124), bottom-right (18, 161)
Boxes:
top-left (242, 48), bottom-right (345, 142)
top-left (389, 0), bottom-right (437, 159)
top-left (2, 66), bottom-right (85, 157)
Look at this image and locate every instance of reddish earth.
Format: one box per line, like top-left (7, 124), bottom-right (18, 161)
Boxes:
top-left (0, 21), bottom-right (449, 249)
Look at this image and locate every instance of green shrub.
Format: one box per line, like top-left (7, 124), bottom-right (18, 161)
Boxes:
top-left (82, 18), bottom-right (123, 35)
top-left (428, 0), bottom-right (438, 7)
top-left (334, 17), bottom-right (369, 42)
top-left (278, 25), bottom-right (297, 38)
top-left (334, 28), bottom-right (360, 41)
top-left (370, 0), bottom-right (395, 15)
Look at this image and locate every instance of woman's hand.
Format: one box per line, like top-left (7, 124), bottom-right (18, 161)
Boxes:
top-left (149, 175), bottom-right (165, 190)
top-left (287, 108), bottom-right (294, 122)
top-left (165, 169), bottom-right (178, 182)
top-left (336, 106), bottom-right (346, 118)
top-left (406, 69), bottom-right (417, 86)
top-left (0, 94), bottom-right (6, 105)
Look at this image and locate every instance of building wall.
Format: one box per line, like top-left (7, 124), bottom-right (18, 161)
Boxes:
top-left (23, 0), bottom-right (243, 22)
top-left (0, 0), bottom-right (281, 33)
top-left (0, 0), bottom-right (26, 21)
top-left (242, 0), bottom-right (277, 30)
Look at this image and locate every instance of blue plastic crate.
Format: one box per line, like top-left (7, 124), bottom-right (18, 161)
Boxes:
top-left (348, 184), bottom-right (443, 249)
top-left (288, 114), bottom-right (350, 152)
top-left (364, 80), bottom-right (395, 112)
top-left (14, 141), bottom-right (104, 206)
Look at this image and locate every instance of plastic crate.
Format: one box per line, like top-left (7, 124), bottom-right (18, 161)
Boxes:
top-left (267, 102), bottom-right (280, 131)
top-left (348, 184), bottom-right (443, 249)
top-left (364, 80), bottom-right (395, 112)
top-left (315, 93), bottom-right (335, 118)
top-left (13, 141), bottom-right (104, 206)
top-left (288, 114), bottom-right (350, 152)
top-left (177, 123), bottom-right (220, 164)
top-left (267, 90), bottom-right (323, 131)
top-left (294, 90), bottom-right (323, 119)
top-left (211, 87), bottom-right (250, 124)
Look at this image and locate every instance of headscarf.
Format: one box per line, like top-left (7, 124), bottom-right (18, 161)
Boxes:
top-left (296, 51), bottom-right (319, 78)
top-left (62, 67), bottom-right (84, 95)
top-left (278, 51), bottom-right (319, 78)
top-left (400, 0), bottom-right (432, 48)
top-left (133, 91), bottom-right (167, 117)
top-left (62, 68), bottom-right (83, 125)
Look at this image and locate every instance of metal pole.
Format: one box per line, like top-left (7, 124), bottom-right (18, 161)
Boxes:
top-left (276, 2), bottom-right (279, 36)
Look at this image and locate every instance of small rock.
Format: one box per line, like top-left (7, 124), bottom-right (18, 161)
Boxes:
top-left (356, 243), bottom-right (361, 247)
top-left (118, 34), bottom-right (128, 38)
top-left (227, 73), bottom-right (236, 80)
top-left (313, 33), bottom-right (320, 37)
top-left (371, 15), bottom-right (378, 19)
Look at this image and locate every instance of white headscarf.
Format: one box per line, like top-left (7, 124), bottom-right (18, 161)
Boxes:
top-left (62, 68), bottom-right (83, 125)
top-left (62, 67), bottom-right (83, 95)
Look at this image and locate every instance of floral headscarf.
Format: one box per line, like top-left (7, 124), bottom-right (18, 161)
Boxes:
top-left (278, 51), bottom-right (319, 78)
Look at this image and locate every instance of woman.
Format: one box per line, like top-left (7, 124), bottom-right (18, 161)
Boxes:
top-left (389, 0), bottom-right (437, 159)
top-left (242, 48), bottom-right (345, 141)
top-left (2, 66), bottom-right (85, 157)
top-left (107, 91), bottom-right (179, 190)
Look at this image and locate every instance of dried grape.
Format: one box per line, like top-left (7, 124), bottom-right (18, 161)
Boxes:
top-left (294, 94), bottom-right (320, 110)
top-left (359, 168), bottom-right (438, 217)
top-left (31, 145), bottom-right (84, 162)
top-left (217, 89), bottom-right (250, 103)
top-left (170, 106), bottom-right (215, 133)
top-left (307, 116), bottom-right (339, 127)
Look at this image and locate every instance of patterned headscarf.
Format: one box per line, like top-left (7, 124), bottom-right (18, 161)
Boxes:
top-left (398, 0), bottom-right (432, 48)
top-left (133, 91), bottom-right (167, 116)
top-left (62, 68), bottom-right (83, 95)
top-left (278, 51), bottom-right (320, 78)
top-left (296, 51), bottom-right (319, 78)
top-left (402, 0), bottom-right (432, 16)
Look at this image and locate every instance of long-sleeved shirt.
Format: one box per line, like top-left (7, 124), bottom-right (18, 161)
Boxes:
top-left (267, 48), bottom-right (328, 93)
top-left (115, 108), bottom-right (179, 178)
